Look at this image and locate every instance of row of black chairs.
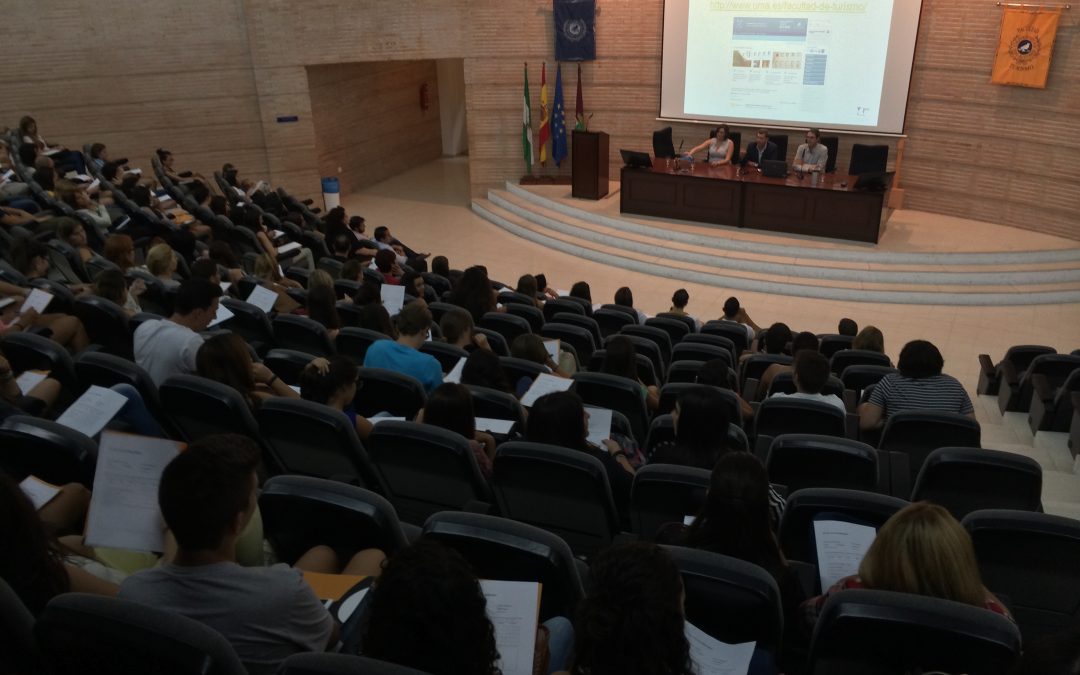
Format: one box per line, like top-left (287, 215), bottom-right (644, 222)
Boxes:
top-left (977, 345), bottom-right (1080, 445)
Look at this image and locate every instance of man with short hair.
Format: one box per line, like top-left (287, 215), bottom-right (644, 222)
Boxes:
top-left (741, 128), bottom-right (779, 167)
top-left (118, 435), bottom-right (340, 675)
top-left (793, 128), bottom-right (828, 173)
top-left (363, 300), bottom-right (442, 393)
top-left (134, 278), bottom-right (222, 385)
top-left (718, 296), bottom-right (760, 343)
top-left (769, 350), bottom-right (845, 413)
top-left (838, 317), bottom-right (858, 337)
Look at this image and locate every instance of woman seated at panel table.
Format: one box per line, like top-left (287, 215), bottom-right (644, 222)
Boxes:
top-left (684, 124), bottom-right (735, 166)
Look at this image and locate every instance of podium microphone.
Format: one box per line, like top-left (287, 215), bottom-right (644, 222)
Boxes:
top-left (677, 140), bottom-right (684, 155)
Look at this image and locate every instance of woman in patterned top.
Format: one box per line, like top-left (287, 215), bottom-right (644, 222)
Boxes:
top-left (801, 501), bottom-right (1012, 632)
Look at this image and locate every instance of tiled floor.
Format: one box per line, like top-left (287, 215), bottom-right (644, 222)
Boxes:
top-left (342, 157), bottom-right (1080, 515)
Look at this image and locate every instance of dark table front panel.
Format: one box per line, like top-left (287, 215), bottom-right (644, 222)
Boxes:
top-left (620, 169), bottom-right (741, 226)
top-left (742, 183), bottom-right (885, 243)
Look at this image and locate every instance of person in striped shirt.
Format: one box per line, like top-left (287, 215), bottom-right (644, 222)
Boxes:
top-left (858, 339), bottom-right (974, 432)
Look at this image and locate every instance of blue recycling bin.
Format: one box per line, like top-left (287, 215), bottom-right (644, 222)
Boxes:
top-left (321, 176), bottom-right (340, 210)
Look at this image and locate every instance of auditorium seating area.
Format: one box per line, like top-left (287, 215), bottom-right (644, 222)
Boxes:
top-left (3, 125), bottom-right (1080, 675)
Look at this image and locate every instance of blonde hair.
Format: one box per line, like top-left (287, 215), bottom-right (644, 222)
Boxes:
top-left (146, 244), bottom-right (175, 277)
top-left (308, 269), bottom-right (335, 293)
top-left (254, 253), bottom-right (280, 282)
top-left (858, 502), bottom-right (987, 607)
top-left (852, 325), bottom-right (884, 353)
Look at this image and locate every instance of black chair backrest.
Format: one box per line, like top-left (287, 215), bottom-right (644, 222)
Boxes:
top-left (0, 416), bottom-right (98, 486)
top-left (479, 311), bottom-right (532, 347)
top-left (839, 365), bottom-right (897, 398)
top-left (807, 589), bottom-right (1021, 675)
top-left (273, 314), bottom-right (336, 357)
top-left (158, 375), bottom-right (261, 444)
top-left (0, 332), bottom-right (78, 390)
top-left (465, 385), bottom-right (526, 429)
top-left (498, 356), bottom-right (548, 387)
top-left (541, 322), bottom-right (596, 367)
top-left (335, 327), bottom-right (391, 364)
top-left (770, 133), bottom-right (789, 161)
top-left (755, 397), bottom-right (847, 440)
top-left (73, 350), bottom-right (163, 420)
top-left (817, 334), bottom-right (853, 358)
top-left (1002, 344), bottom-right (1057, 371)
top-left (657, 382), bottom-right (742, 424)
top-left (366, 421), bottom-right (491, 525)
top-left (652, 126), bottom-right (675, 158)
top-left (259, 475), bottom-right (407, 565)
top-left (606, 334), bottom-right (664, 383)
top-left (281, 654), bottom-right (431, 674)
top-left (911, 447), bottom-right (1041, 520)
top-left (257, 398), bottom-right (382, 491)
top-left (622, 324), bottom-right (672, 367)
top-left (631, 464), bottom-right (710, 540)
top-left (767, 434), bottom-right (878, 494)
top-left (829, 349), bottom-right (891, 375)
top-left (848, 143), bottom-right (890, 176)
top-left (497, 290), bottom-right (535, 307)
top-left (73, 295), bottom-right (132, 358)
top-left (36, 593), bottom-right (248, 675)
top-left (645, 316), bottom-right (691, 345)
top-left (262, 348), bottom-right (317, 386)
top-left (505, 303), bottom-right (544, 333)
top-left (664, 546), bottom-right (785, 652)
top-left (421, 511), bottom-right (585, 622)
top-left (963, 509), bottom-right (1080, 641)
top-left (353, 368), bottom-right (426, 418)
top-left (779, 487), bottom-right (908, 565)
top-left (220, 298), bottom-right (275, 353)
top-left (741, 353), bottom-right (792, 389)
top-left (767, 371), bottom-right (845, 398)
top-left (666, 359), bottom-right (705, 384)
top-left (422, 273), bottom-right (451, 297)
top-left (427, 302), bottom-right (469, 326)
top-left (593, 308), bottom-right (637, 339)
top-left (656, 311), bottom-right (697, 335)
top-left (879, 411), bottom-right (981, 484)
top-left (473, 327), bottom-right (509, 356)
top-left (572, 372), bottom-right (650, 444)
top-left (820, 135), bottom-right (839, 173)
top-left (419, 341), bottom-right (468, 374)
top-left (493, 441), bottom-right (620, 557)
top-left (543, 298), bottom-right (586, 322)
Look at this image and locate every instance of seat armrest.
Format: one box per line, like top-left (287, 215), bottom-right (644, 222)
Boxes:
top-left (977, 353), bottom-right (996, 378)
top-left (1000, 359), bottom-right (1020, 387)
top-left (842, 389), bottom-right (856, 414)
top-left (743, 378), bottom-right (761, 402)
top-left (753, 434), bottom-right (773, 462)
top-left (788, 560), bottom-right (819, 598)
top-left (462, 499), bottom-right (492, 515)
top-left (1031, 373), bottom-right (1054, 404)
top-left (401, 522), bottom-right (423, 544)
top-left (888, 451), bottom-right (911, 498)
top-left (844, 413), bottom-right (859, 439)
top-left (874, 449), bottom-right (891, 494)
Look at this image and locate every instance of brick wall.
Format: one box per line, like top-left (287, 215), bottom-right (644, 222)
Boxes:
top-left (0, 0), bottom-right (269, 183)
top-left (308, 60), bottom-right (442, 194)
top-left (2, 0), bottom-right (1076, 240)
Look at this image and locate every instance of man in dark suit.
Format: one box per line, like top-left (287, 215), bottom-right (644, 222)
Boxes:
top-left (741, 128), bottom-right (779, 167)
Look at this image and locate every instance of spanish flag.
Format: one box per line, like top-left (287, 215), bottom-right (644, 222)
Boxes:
top-left (991, 7), bottom-right (1061, 88)
top-left (538, 63), bottom-right (550, 166)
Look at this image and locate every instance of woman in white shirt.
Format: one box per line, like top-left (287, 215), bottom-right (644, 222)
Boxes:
top-left (686, 124), bottom-right (735, 166)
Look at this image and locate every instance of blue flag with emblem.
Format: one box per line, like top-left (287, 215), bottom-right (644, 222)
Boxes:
top-left (551, 64), bottom-right (569, 167)
top-left (554, 0), bottom-right (596, 62)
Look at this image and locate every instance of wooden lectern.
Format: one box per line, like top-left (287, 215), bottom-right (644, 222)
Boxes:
top-left (572, 130), bottom-right (609, 200)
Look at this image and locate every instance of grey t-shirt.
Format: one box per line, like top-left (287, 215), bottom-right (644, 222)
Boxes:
top-left (119, 562), bottom-right (333, 675)
top-left (133, 318), bottom-right (204, 386)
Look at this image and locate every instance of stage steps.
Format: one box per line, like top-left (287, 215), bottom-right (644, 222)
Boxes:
top-left (472, 184), bottom-right (1080, 306)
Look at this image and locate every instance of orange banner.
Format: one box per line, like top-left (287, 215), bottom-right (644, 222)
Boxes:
top-left (991, 7), bottom-right (1061, 88)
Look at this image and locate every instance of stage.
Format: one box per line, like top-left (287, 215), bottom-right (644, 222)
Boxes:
top-left (473, 179), bottom-right (1080, 308)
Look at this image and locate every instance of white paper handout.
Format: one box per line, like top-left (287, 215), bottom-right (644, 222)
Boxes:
top-left (519, 373), bottom-right (573, 407)
top-left (14, 370), bottom-right (49, 395)
top-left (543, 338), bottom-right (560, 363)
top-left (481, 579), bottom-right (540, 675)
top-left (685, 621), bottom-right (756, 675)
top-left (444, 356), bottom-right (466, 383)
top-left (19, 288), bottom-right (53, 314)
top-left (246, 284), bottom-right (279, 314)
top-left (20, 475), bottom-right (62, 510)
top-left (584, 405), bottom-right (613, 446)
top-left (813, 519), bottom-right (878, 591)
top-left (54, 385), bottom-right (129, 438)
top-left (208, 302), bottom-right (235, 328)
top-left (380, 284), bottom-right (405, 317)
top-left (276, 241), bottom-right (302, 255)
top-left (475, 417), bottom-right (516, 435)
top-left (84, 431), bottom-right (184, 552)
top-left (369, 416), bottom-right (407, 425)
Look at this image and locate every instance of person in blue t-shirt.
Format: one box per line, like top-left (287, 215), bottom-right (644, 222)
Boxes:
top-left (362, 300), bottom-right (442, 393)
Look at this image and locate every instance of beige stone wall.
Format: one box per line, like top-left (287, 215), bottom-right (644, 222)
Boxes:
top-left (0, 0), bottom-right (269, 182)
top-left (308, 60), bottom-right (442, 194)
top-left (2, 0), bottom-right (1076, 239)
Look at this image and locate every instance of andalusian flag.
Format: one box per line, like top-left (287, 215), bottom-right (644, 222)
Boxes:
top-left (538, 63), bottom-right (550, 166)
top-left (522, 64), bottom-right (534, 174)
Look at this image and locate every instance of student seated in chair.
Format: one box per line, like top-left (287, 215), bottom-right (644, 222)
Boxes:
top-left (119, 434), bottom-right (385, 675)
top-left (857, 339), bottom-right (972, 432)
top-left (133, 278), bottom-right (222, 386)
top-left (767, 349), bottom-right (844, 413)
top-left (363, 300), bottom-right (443, 394)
